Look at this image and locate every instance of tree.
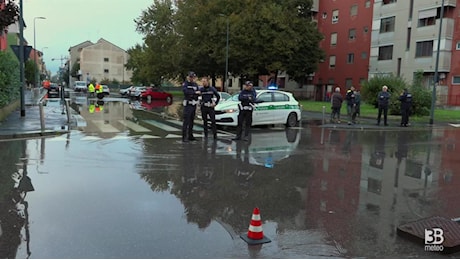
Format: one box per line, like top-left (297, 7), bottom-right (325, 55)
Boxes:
top-left (24, 60), bottom-right (37, 87)
top-left (0, 1), bottom-right (19, 33)
top-left (410, 70), bottom-right (431, 116)
top-left (0, 51), bottom-right (20, 107)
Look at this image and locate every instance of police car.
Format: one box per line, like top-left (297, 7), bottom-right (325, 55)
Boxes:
top-left (214, 89), bottom-right (301, 127)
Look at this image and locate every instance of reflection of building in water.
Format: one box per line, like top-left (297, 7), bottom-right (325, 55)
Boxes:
top-left (304, 127), bottom-right (458, 257)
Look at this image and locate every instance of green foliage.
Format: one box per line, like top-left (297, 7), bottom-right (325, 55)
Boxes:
top-left (25, 60), bottom-right (37, 86)
top-left (100, 78), bottom-right (111, 84)
top-left (361, 74), bottom-right (408, 114)
top-left (410, 70), bottom-right (431, 116)
top-left (111, 78), bottom-right (120, 85)
top-left (360, 72), bottom-right (431, 116)
top-left (130, 0), bottom-right (324, 84)
top-left (0, 51), bottom-right (20, 107)
top-left (0, 1), bottom-right (19, 32)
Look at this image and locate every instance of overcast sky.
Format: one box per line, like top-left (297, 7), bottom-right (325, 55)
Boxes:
top-left (22, 0), bottom-right (154, 75)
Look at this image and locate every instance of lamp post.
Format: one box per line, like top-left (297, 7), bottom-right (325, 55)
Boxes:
top-left (429, 0), bottom-right (444, 125)
top-left (219, 14), bottom-right (229, 92)
top-left (33, 16), bottom-right (46, 88)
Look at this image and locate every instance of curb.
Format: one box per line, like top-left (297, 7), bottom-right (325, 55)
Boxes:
top-left (0, 129), bottom-right (69, 141)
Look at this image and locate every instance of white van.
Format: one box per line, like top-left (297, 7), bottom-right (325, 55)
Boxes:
top-left (74, 81), bottom-right (87, 92)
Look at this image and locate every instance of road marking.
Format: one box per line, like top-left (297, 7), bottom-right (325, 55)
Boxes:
top-left (165, 134), bottom-right (182, 138)
top-left (118, 120), bottom-right (151, 132)
top-left (139, 134), bottom-right (160, 139)
top-left (449, 123), bottom-right (460, 128)
top-left (81, 136), bottom-right (102, 141)
top-left (92, 120), bottom-right (120, 133)
top-left (110, 136), bottom-right (131, 140)
top-left (144, 120), bottom-right (179, 132)
top-left (167, 120), bottom-right (204, 131)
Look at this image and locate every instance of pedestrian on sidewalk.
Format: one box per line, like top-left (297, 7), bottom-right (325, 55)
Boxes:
top-left (330, 87), bottom-right (343, 123)
top-left (199, 76), bottom-right (220, 139)
top-left (376, 85), bottom-right (391, 126)
top-left (398, 88), bottom-right (412, 127)
top-left (182, 71), bottom-right (200, 142)
top-left (345, 86), bottom-right (357, 125)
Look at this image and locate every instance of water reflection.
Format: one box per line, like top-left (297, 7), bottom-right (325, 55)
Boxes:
top-left (0, 140), bottom-right (34, 258)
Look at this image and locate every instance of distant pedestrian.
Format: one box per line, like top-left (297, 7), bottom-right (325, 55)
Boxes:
top-left (199, 76), bottom-right (220, 139)
top-left (354, 89), bottom-right (361, 121)
top-left (182, 71), bottom-right (200, 142)
top-left (88, 83), bottom-right (95, 97)
top-left (376, 85), bottom-right (391, 126)
top-left (330, 87), bottom-right (343, 123)
top-left (398, 88), bottom-right (412, 127)
top-left (345, 86), bottom-right (357, 125)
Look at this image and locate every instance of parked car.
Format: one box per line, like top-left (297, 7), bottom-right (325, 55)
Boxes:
top-left (130, 86), bottom-right (148, 98)
top-left (74, 81), bottom-right (87, 92)
top-left (119, 86), bottom-right (133, 97)
top-left (47, 83), bottom-right (60, 98)
top-left (214, 90), bottom-right (301, 127)
top-left (101, 85), bottom-right (110, 96)
top-left (139, 87), bottom-right (173, 103)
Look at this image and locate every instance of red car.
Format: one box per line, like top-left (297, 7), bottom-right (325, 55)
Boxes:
top-left (140, 87), bottom-right (173, 103)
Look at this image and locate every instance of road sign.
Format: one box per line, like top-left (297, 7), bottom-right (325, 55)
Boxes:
top-left (10, 45), bottom-right (32, 61)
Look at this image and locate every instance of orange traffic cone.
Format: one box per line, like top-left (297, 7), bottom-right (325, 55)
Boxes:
top-left (240, 207), bottom-right (271, 245)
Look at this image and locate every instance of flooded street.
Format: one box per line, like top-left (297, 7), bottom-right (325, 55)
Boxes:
top-left (1, 99), bottom-right (460, 258)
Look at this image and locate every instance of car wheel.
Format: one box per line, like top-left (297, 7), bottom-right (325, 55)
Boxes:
top-left (166, 96), bottom-right (172, 103)
top-left (286, 112), bottom-right (298, 127)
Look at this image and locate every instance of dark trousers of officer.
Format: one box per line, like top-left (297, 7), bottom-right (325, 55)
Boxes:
top-left (235, 109), bottom-right (253, 139)
top-left (377, 105), bottom-right (388, 125)
top-left (182, 105), bottom-right (196, 140)
top-left (201, 106), bottom-right (217, 137)
top-left (401, 107), bottom-right (410, 126)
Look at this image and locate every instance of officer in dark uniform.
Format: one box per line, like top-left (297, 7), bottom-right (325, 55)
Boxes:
top-left (233, 81), bottom-right (259, 141)
top-left (182, 71), bottom-right (200, 142)
top-left (398, 88), bottom-right (412, 127)
top-left (376, 85), bottom-right (391, 126)
top-left (199, 77), bottom-right (220, 139)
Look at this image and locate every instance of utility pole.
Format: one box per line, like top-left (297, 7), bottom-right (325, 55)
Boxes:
top-left (19, 0), bottom-right (25, 116)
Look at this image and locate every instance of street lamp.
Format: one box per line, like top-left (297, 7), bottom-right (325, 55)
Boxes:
top-left (429, 0), bottom-right (444, 125)
top-left (34, 16), bottom-right (46, 88)
top-left (219, 14), bottom-right (229, 92)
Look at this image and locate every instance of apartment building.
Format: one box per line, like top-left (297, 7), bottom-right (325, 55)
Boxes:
top-left (312, 0), bottom-right (374, 100)
top-left (369, 0), bottom-right (458, 105)
top-left (68, 38), bottom-right (132, 86)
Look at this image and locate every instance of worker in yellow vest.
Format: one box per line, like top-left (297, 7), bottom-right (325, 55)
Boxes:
top-left (88, 83), bottom-right (95, 97)
top-left (95, 83), bottom-right (104, 99)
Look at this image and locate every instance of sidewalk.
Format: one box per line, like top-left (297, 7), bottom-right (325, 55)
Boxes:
top-left (0, 88), bottom-right (71, 140)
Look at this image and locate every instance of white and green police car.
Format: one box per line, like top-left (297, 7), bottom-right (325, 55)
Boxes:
top-left (214, 90), bottom-right (301, 127)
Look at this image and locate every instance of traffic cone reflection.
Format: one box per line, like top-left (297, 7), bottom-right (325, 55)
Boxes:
top-left (240, 207), bottom-right (271, 245)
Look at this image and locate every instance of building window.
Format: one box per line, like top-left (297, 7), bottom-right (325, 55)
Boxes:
top-left (363, 26), bottom-right (369, 33)
top-left (380, 16), bottom-right (395, 33)
top-left (415, 40), bottom-right (433, 57)
top-left (329, 55), bottom-right (336, 68)
top-left (418, 13), bottom-right (436, 27)
top-left (332, 9), bottom-right (339, 24)
top-left (347, 53), bottom-right (354, 64)
top-left (382, 0), bottom-right (397, 5)
top-left (104, 57), bottom-right (109, 62)
top-left (330, 33), bottom-right (337, 46)
top-left (322, 12), bottom-right (327, 19)
top-left (350, 4), bottom-right (358, 16)
top-left (406, 28), bottom-right (412, 50)
top-left (361, 52), bottom-right (367, 59)
top-left (378, 45), bottom-right (393, 60)
top-left (365, 0), bottom-right (371, 8)
top-left (456, 42), bottom-right (460, 50)
top-left (453, 76), bottom-right (460, 84)
top-left (345, 78), bottom-right (353, 88)
top-left (349, 29), bottom-right (356, 40)
top-left (104, 69), bottom-right (109, 73)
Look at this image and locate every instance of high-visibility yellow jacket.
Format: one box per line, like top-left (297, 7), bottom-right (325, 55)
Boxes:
top-left (88, 84), bottom-right (95, 93)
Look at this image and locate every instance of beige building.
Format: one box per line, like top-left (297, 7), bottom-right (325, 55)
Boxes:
top-left (68, 38), bottom-right (132, 86)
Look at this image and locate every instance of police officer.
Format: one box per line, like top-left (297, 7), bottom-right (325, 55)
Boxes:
top-left (233, 81), bottom-right (258, 141)
top-left (399, 88), bottom-right (412, 127)
top-left (182, 71), bottom-right (200, 142)
top-left (199, 77), bottom-right (220, 139)
top-left (376, 85), bottom-right (391, 126)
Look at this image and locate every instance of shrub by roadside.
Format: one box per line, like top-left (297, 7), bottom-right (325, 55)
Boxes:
top-left (0, 51), bottom-right (20, 108)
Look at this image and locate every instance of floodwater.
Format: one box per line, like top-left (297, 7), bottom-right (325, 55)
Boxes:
top-left (1, 99), bottom-right (460, 258)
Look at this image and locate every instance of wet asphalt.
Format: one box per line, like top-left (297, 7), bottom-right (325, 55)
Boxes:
top-left (0, 89), bottom-right (459, 258)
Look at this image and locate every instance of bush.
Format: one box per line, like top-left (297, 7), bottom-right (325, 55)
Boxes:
top-left (0, 51), bottom-right (20, 107)
top-left (361, 73), bottom-right (431, 116)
